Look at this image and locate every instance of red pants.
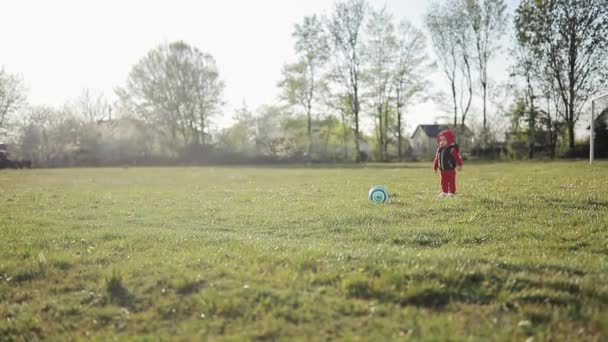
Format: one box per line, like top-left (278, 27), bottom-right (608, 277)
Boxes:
top-left (440, 170), bottom-right (457, 193)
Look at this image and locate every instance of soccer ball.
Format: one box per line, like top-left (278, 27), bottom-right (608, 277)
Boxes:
top-left (368, 185), bottom-right (389, 204)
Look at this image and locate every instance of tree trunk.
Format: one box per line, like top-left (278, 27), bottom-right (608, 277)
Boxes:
top-left (307, 108), bottom-right (312, 162)
top-left (527, 73), bottom-right (535, 160)
top-left (383, 104), bottom-right (389, 162)
top-left (355, 113), bottom-right (361, 162)
top-left (354, 92), bottom-right (361, 162)
top-left (567, 120), bottom-right (575, 154)
top-left (451, 80), bottom-right (458, 127)
top-left (307, 66), bottom-right (314, 163)
top-left (341, 111), bottom-right (348, 161)
top-left (199, 109), bottom-right (206, 146)
top-left (461, 53), bottom-right (473, 126)
top-left (482, 82), bottom-right (488, 148)
top-left (528, 138), bottom-right (534, 159)
top-left (397, 96), bottom-right (403, 162)
top-left (527, 108), bottom-right (535, 159)
top-left (550, 127), bottom-right (557, 160)
top-left (377, 105), bottom-right (383, 162)
top-left (397, 115), bottom-right (402, 162)
top-left (325, 124), bottom-right (331, 161)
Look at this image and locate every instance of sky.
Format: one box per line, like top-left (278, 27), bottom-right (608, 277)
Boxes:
top-left (1, 0), bottom-right (522, 135)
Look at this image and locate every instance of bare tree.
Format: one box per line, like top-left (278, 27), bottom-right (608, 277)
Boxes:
top-left (18, 106), bottom-right (75, 166)
top-left (393, 19), bottom-right (433, 161)
top-left (455, 2), bottom-right (475, 127)
top-left (72, 89), bottom-right (110, 123)
top-left (426, 0), bottom-right (473, 127)
top-left (364, 6), bottom-right (396, 162)
top-left (328, 0), bottom-right (367, 162)
top-left (464, 0), bottom-right (508, 147)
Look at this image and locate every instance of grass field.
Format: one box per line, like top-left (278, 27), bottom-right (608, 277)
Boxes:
top-left (1, 162), bottom-right (608, 341)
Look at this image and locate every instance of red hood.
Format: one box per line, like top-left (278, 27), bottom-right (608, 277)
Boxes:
top-left (436, 129), bottom-right (456, 145)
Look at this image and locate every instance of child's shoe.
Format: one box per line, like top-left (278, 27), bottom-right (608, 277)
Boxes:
top-left (446, 193), bottom-right (456, 198)
top-left (437, 192), bottom-right (447, 198)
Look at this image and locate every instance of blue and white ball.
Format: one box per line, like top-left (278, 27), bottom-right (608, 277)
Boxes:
top-left (368, 185), bottom-right (389, 204)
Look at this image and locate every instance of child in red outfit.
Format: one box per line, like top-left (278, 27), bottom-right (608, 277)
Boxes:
top-left (432, 129), bottom-right (463, 197)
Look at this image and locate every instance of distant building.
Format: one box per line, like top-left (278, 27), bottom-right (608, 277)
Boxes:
top-left (591, 108), bottom-right (608, 158)
top-left (410, 124), bottom-right (474, 156)
top-left (0, 143), bottom-right (7, 160)
top-left (594, 108), bottom-right (608, 127)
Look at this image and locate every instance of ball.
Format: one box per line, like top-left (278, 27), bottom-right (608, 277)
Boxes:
top-left (368, 185), bottom-right (389, 204)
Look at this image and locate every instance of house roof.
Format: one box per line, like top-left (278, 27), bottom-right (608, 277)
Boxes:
top-left (586, 109), bottom-right (608, 129)
top-left (592, 109), bottom-right (608, 128)
top-left (411, 124), bottom-right (472, 139)
top-left (419, 125), bottom-right (447, 138)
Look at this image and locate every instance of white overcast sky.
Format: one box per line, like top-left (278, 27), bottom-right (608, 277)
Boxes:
top-left (1, 0), bottom-right (521, 134)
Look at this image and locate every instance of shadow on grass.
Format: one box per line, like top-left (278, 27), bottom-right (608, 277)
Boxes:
top-left (342, 267), bottom-right (607, 310)
top-left (536, 194), bottom-right (608, 210)
top-left (175, 278), bottom-right (207, 295)
top-left (343, 272), bottom-right (496, 309)
top-left (13, 268), bottom-right (44, 283)
top-left (106, 271), bottom-right (136, 309)
top-left (391, 228), bottom-right (454, 248)
top-left (495, 261), bottom-right (586, 277)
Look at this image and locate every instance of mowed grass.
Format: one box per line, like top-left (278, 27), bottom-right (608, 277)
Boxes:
top-left (1, 162), bottom-right (607, 341)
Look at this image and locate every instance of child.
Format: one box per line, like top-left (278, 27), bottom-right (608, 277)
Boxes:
top-left (432, 129), bottom-right (463, 197)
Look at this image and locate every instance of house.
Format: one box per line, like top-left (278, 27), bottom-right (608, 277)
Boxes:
top-left (593, 108), bottom-right (608, 128)
top-left (0, 143), bottom-right (7, 160)
top-left (0, 143), bottom-right (31, 169)
top-left (591, 108), bottom-right (608, 158)
top-left (410, 124), bottom-right (474, 156)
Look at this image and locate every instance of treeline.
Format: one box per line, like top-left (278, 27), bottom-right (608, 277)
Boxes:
top-left (508, 0), bottom-right (608, 158)
top-left (0, 0), bottom-right (607, 167)
top-left (8, 101), bottom-right (360, 167)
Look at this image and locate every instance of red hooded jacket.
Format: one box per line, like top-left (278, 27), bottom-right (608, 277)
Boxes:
top-left (432, 129), bottom-right (463, 171)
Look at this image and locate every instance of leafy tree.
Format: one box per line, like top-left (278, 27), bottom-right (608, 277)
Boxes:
top-left (0, 67), bottom-right (26, 133)
top-left (281, 15), bottom-right (329, 160)
top-left (117, 41), bottom-right (224, 149)
top-left (217, 103), bottom-right (256, 156)
top-left (327, 0), bottom-right (368, 162)
top-left (515, 0), bottom-right (608, 154)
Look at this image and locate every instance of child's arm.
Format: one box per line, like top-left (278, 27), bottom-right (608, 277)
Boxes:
top-left (451, 148), bottom-right (463, 170)
top-left (432, 151), bottom-right (439, 172)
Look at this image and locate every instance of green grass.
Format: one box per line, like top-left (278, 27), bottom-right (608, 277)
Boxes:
top-left (1, 162), bottom-right (607, 341)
